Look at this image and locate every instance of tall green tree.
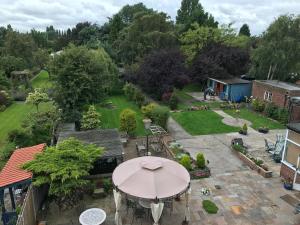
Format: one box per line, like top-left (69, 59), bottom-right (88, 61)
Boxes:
top-left (116, 12), bottom-right (178, 64)
top-left (81, 105), bottom-right (101, 130)
top-left (239, 24), bottom-right (251, 37)
top-left (50, 45), bottom-right (118, 120)
top-left (26, 88), bottom-right (49, 111)
top-left (250, 15), bottom-right (300, 81)
top-left (176, 0), bottom-right (218, 31)
top-left (23, 138), bottom-right (102, 210)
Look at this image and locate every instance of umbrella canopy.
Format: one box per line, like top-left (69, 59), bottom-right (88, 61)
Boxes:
top-left (112, 156), bottom-right (190, 200)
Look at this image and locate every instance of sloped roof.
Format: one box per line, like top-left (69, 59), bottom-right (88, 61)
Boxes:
top-left (255, 80), bottom-right (300, 91)
top-left (0, 144), bottom-right (45, 189)
top-left (209, 77), bottom-right (251, 85)
top-left (57, 129), bottom-right (123, 158)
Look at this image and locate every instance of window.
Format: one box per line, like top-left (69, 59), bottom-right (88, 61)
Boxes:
top-left (264, 91), bottom-right (272, 102)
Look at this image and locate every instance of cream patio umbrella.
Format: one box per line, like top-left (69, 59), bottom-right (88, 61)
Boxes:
top-left (112, 156), bottom-right (190, 225)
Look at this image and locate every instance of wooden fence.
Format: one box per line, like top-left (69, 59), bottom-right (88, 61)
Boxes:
top-left (16, 185), bottom-right (48, 225)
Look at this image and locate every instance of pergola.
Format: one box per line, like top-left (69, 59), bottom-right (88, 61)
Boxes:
top-left (112, 156), bottom-right (191, 225)
top-left (0, 144), bottom-right (45, 223)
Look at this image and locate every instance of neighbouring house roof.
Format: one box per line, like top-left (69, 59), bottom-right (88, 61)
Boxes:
top-left (255, 80), bottom-right (300, 91)
top-left (57, 128), bottom-right (123, 158)
top-left (0, 144), bottom-right (45, 189)
top-left (208, 77), bottom-right (251, 85)
top-left (287, 123), bottom-right (300, 134)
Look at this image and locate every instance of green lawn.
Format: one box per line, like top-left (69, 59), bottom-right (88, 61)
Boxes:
top-left (31, 70), bottom-right (52, 89)
top-left (0, 102), bottom-right (53, 146)
top-left (172, 110), bottom-right (240, 135)
top-left (224, 108), bottom-right (285, 130)
top-left (95, 96), bottom-right (146, 136)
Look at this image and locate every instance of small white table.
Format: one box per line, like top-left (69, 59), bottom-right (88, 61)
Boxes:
top-left (79, 208), bottom-right (106, 225)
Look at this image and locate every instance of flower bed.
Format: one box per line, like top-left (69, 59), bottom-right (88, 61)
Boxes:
top-left (231, 144), bottom-right (272, 178)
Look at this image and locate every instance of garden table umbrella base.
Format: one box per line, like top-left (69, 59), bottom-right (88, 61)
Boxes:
top-left (79, 208), bottom-right (106, 225)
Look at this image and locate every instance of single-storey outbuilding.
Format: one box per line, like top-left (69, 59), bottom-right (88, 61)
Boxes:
top-left (207, 77), bottom-right (252, 102)
top-left (252, 80), bottom-right (300, 122)
top-left (58, 128), bottom-right (124, 175)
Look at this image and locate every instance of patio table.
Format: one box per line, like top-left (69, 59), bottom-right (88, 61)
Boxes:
top-left (79, 208), bottom-right (106, 225)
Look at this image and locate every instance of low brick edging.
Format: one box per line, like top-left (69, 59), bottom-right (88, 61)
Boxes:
top-left (232, 148), bottom-right (272, 178)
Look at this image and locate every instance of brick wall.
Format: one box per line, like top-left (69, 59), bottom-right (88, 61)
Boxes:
top-left (280, 163), bottom-right (300, 183)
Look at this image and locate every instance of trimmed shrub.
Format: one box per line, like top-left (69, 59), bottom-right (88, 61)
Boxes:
top-left (102, 178), bottom-right (113, 194)
top-left (150, 106), bottom-right (169, 128)
top-left (0, 90), bottom-right (12, 107)
top-left (202, 200), bottom-right (218, 214)
top-left (169, 94), bottom-right (179, 110)
top-left (120, 108), bottom-right (137, 135)
top-left (133, 89), bottom-right (146, 107)
top-left (277, 108), bottom-right (289, 124)
top-left (180, 154), bottom-right (192, 170)
top-left (264, 103), bottom-right (278, 118)
top-left (252, 98), bottom-right (265, 112)
top-left (81, 105), bottom-right (101, 130)
top-left (242, 123), bottom-right (248, 132)
top-left (141, 103), bottom-right (157, 118)
top-left (196, 153), bottom-right (205, 169)
top-left (123, 82), bottom-right (135, 100)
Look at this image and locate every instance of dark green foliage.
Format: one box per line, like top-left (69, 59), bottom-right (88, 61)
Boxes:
top-left (196, 153), bottom-right (205, 169)
top-left (176, 0), bottom-right (218, 31)
top-left (0, 71), bottom-right (11, 90)
top-left (239, 24), bottom-right (251, 37)
top-left (252, 98), bottom-right (265, 112)
top-left (250, 15), bottom-right (300, 81)
top-left (0, 90), bottom-right (12, 107)
top-left (8, 129), bottom-right (33, 147)
top-left (0, 55), bottom-right (26, 77)
top-left (232, 144), bottom-right (247, 154)
top-left (149, 106), bottom-right (169, 128)
top-left (50, 45), bottom-right (118, 120)
top-left (169, 94), bottom-right (179, 110)
top-left (180, 154), bottom-right (192, 170)
top-left (102, 178), bottom-right (113, 194)
top-left (23, 138), bottom-right (103, 209)
top-left (202, 200), bottom-right (218, 214)
top-left (0, 142), bottom-right (16, 163)
top-left (123, 83), bottom-right (147, 107)
top-left (277, 108), bottom-right (289, 124)
top-left (264, 103), bottom-right (278, 118)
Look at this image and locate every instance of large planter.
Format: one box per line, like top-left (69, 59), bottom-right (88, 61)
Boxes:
top-left (143, 118), bottom-right (152, 129)
top-left (239, 130), bottom-right (247, 135)
top-left (231, 147), bottom-right (272, 178)
top-left (258, 127), bottom-right (269, 134)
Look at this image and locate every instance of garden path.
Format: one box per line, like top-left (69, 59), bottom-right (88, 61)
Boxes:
top-left (213, 109), bottom-right (255, 132)
top-left (167, 117), bottom-right (192, 140)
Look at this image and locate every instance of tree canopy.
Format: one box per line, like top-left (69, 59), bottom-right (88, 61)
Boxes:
top-left (135, 48), bottom-right (189, 100)
top-left (23, 138), bottom-right (102, 209)
top-left (239, 24), bottom-right (251, 37)
top-left (176, 0), bottom-right (218, 31)
top-left (190, 43), bottom-right (250, 85)
top-left (50, 45), bottom-right (118, 120)
top-left (250, 15), bottom-right (300, 81)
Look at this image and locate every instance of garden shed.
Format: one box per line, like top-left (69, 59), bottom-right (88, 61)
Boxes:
top-left (207, 77), bottom-right (252, 102)
top-left (58, 128), bottom-right (124, 175)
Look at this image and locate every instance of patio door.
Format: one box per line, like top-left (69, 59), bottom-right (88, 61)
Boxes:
top-left (293, 155), bottom-right (300, 191)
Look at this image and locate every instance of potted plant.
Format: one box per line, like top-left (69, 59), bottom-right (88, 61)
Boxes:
top-left (283, 178), bottom-right (293, 190)
top-left (239, 123), bottom-right (248, 135)
top-left (143, 118), bottom-right (152, 129)
top-left (258, 127), bottom-right (269, 133)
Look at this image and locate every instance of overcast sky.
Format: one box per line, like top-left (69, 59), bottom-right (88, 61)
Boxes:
top-left (0, 0), bottom-right (299, 35)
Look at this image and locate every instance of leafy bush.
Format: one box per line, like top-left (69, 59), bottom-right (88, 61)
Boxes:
top-left (202, 200), bottom-right (218, 214)
top-left (252, 98), bottom-right (265, 112)
top-left (242, 123), bottom-right (248, 132)
top-left (150, 106), bottom-right (169, 128)
top-left (0, 90), bottom-right (12, 107)
top-left (141, 103), bottom-right (157, 118)
top-left (133, 89), bottom-right (146, 107)
top-left (264, 103), bottom-right (278, 118)
top-left (120, 108), bottom-right (137, 134)
top-left (232, 144), bottom-right (247, 154)
top-left (180, 154), bottom-right (192, 170)
top-left (8, 129), bottom-right (33, 147)
top-left (277, 108), bottom-right (289, 124)
top-left (123, 82), bottom-right (135, 100)
top-left (102, 178), bottom-right (113, 194)
top-left (81, 105), bottom-right (101, 130)
top-left (0, 142), bottom-right (16, 162)
top-left (196, 153), bottom-right (205, 169)
top-left (169, 94), bottom-right (179, 110)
